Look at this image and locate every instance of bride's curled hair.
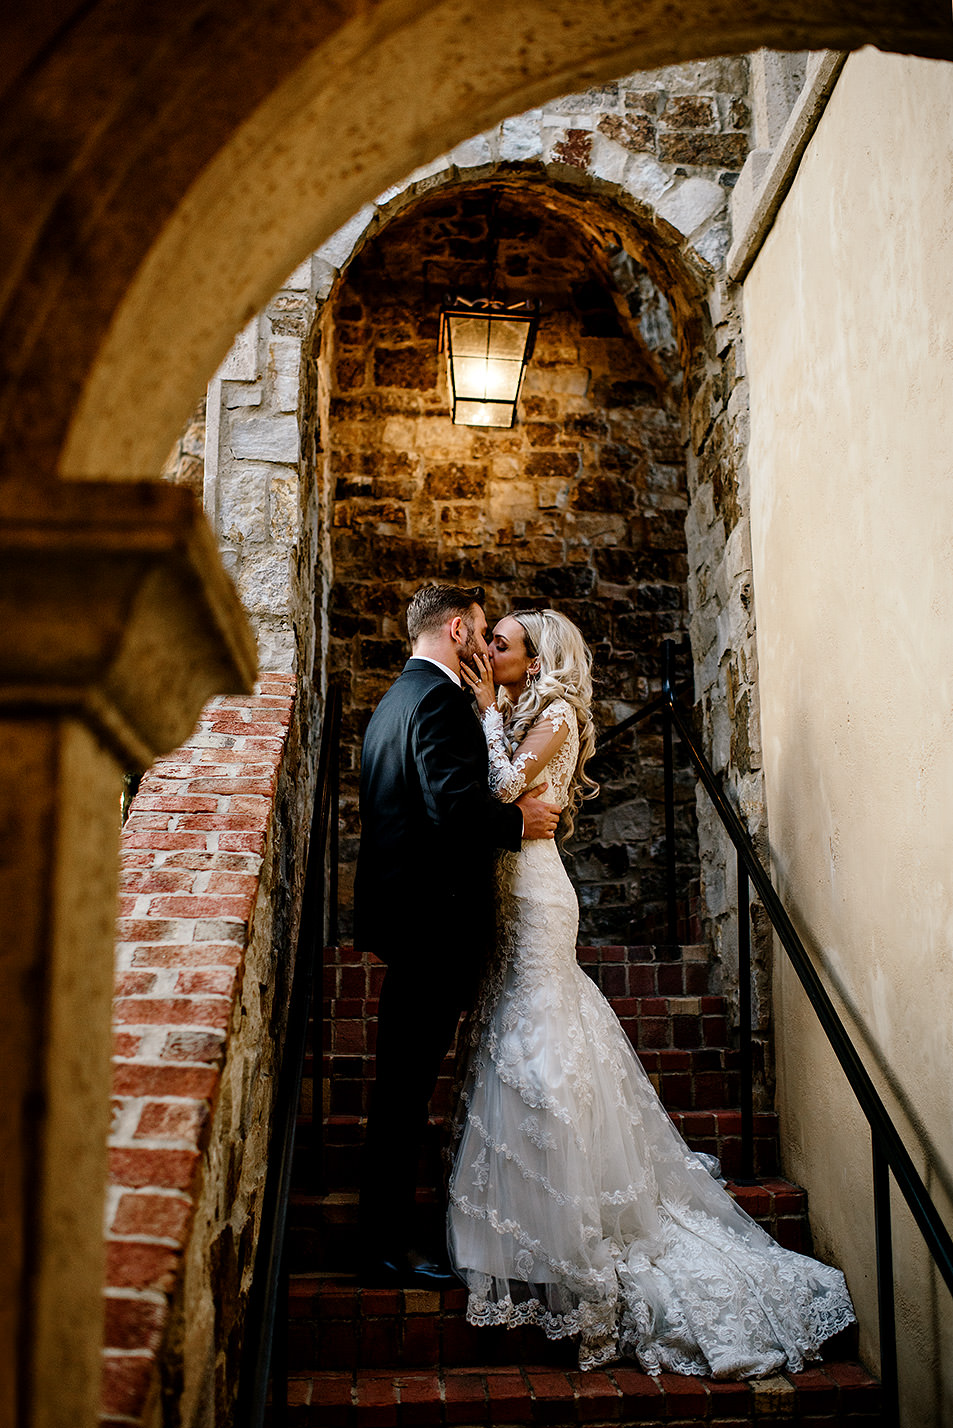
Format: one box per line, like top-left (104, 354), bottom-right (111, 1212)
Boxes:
top-left (498, 608), bottom-right (599, 842)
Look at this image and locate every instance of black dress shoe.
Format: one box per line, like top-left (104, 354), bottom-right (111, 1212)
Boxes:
top-left (359, 1246), bottom-right (460, 1288)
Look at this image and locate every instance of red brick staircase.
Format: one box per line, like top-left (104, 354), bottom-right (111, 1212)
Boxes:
top-left (282, 945), bottom-right (882, 1426)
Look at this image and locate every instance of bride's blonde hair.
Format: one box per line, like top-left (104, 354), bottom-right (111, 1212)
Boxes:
top-left (497, 608), bottom-right (599, 841)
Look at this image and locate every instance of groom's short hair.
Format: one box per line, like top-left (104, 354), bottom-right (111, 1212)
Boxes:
top-left (407, 583), bottom-right (486, 643)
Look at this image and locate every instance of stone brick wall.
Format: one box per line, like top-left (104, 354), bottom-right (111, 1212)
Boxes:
top-left (323, 187), bottom-right (697, 944)
top-left (104, 677), bottom-right (302, 1427)
top-left (203, 259), bottom-right (331, 682)
top-left (160, 398), bottom-right (206, 502)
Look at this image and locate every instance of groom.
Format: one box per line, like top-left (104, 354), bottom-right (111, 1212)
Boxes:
top-left (355, 583), bottom-right (559, 1286)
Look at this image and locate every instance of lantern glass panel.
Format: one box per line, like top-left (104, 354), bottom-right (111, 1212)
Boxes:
top-left (483, 357), bottom-right (522, 401)
top-left (454, 399), bottom-right (512, 428)
top-left (488, 318), bottom-right (531, 361)
top-left (448, 315), bottom-right (490, 357)
top-left (450, 355), bottom-right (491, 398)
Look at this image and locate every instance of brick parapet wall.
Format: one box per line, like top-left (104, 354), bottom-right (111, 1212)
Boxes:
top-left (102, 674), bottom-right (301, 1427)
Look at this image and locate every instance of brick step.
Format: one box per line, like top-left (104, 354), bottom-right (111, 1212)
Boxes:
top-left (667, 1109), bottom-right (781, 1177)
top-left (323, 945), bottom-right (715, 1005)
top-left (286, 1176), bottom-right (812, 1290)
top-left (312, 1043), bottom-right (743, 1122)
top-left (321, 993), bottom-right (732, 1059)
top-left (284, 1359), bottom-right (882, 1426)
top-left (296, 1107), bottom-right (780, 1190)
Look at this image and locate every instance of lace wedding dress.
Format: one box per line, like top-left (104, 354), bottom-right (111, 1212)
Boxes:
top-left (448, 698), bottom-right (855, 1376)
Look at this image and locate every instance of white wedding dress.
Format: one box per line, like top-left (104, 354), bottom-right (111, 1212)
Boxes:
top-left (448, 698), bottom-right (855, 1376)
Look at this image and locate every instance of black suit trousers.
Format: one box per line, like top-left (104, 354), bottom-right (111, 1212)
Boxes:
top-left (354, 661), bottom-right (522, 1255)
top-left (359, 944), bottom-right (476, 1254)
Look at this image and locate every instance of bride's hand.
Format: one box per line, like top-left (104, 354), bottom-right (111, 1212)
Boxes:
top-left (461, 652), bottom-right (497, 714)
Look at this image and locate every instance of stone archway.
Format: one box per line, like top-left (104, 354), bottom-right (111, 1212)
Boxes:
top-left (320, 180), bottom-right (699, 946)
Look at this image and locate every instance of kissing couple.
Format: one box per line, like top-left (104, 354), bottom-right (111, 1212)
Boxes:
top-left (354, 583), bottom-right (854, 1377)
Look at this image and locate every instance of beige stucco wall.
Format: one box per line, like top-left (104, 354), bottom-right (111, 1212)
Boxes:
top-left (743, 47), bottom-right (953, 1426)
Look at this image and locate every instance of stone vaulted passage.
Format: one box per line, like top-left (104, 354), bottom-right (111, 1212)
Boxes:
top-left (321, 183), bottom-right (700, 944)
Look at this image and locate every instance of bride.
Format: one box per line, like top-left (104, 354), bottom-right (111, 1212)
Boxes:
top-left (448, 607), bottom-right (855, 1377)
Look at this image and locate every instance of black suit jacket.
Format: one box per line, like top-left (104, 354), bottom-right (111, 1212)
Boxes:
top-left (354, 658), bottom-right (523, 968)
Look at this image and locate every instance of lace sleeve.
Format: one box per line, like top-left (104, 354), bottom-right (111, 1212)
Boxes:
top-left (482, 703), bottom-right (572, 804)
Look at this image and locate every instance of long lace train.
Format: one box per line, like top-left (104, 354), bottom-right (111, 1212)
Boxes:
top-left (447, 700), bottom-right (854, 1376)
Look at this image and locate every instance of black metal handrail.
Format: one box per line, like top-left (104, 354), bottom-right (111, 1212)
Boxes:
top-left (236, 685), bottom-right (341, 1428)
top-left (601, 640), bottom-right (953, 1421)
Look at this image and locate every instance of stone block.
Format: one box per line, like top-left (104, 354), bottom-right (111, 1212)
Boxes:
top-left (723, 516), bottom-right (751, 582)
top-left (318, 203), bottom-right (376, 268)
top-left (601, 799), bottom-right (651, 843)
top-left (587, 132), bottom-right (630, 186)
top-left (523, 366), bottom-right (590, 397)
top-left (597, 113), bottom-right (655, 154)
top-left (268, 337), bottom-right (302, 412)
top-left (525, 451), bottom-right (580, 481)
top-left (311, 257), bottom-right (338, 301)
top-left (488, 478), bottom-right (536, 513)
top-left (374, 347), bottom-right (437, 389)
top-left (266, 292), bottom-right (309, 338)
top-left (569, 512), bottom-right (627, 544)
top-left (216, 318), bottom-right (259, 382)
top-left (621, 152), bottom-right (674, 208)
top-left (547, 85), bottom-right (619, 114)
top-left (450, 134), bottom-right (492, 169)
top-left (269, 474), bottom-right (299, 543)
top-left (660, 95), bottom-right (717, 129)
top-left (693, 223), bottom-right (731, 269)
top-left (229, 416), bottom-right (299, 463)
top-left (424, 462), bottom-right (488, 499)
top-left (655, 176), bottom-right (725, 238)
top-left (403, 152), bottom-right (453, 187)
top-left (235, 547), bottom-right (294, 617)
top-left (536, 478), bottom-right (569, 509)
top-left (658, 131), bottom-right (748, 168)
top-left (280, 256), bottom-right (313, 292)
top-left (218, 461), bottom-right (269, 544)
top-left (728, 147), bottom-right (774, 237)
top-left (621, 88), bottom-right (661, 114)
top-left (498, 111), bottom-right (542, 161)
top-left (547, 128), bottom-right (593, 169)
top-left (223, 382), bottom-right (262, 408)
top-left (644, 56), bottom-right (749, 94)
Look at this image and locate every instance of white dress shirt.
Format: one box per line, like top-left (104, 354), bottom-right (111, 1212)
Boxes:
top-left (413, 654), bottom-right (462, 687)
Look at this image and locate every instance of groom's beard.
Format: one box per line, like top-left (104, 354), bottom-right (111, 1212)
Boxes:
top-left (458, 622), bottom-right (484, 675)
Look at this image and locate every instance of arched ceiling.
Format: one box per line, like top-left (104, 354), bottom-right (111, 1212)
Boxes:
top-left (333, 172), bottom-right (713, 373)
top-left (0, 0), bottom-right (948, 483)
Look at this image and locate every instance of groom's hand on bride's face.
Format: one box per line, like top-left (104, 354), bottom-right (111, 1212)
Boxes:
top-left (516, 786), bottom-right (560, 840)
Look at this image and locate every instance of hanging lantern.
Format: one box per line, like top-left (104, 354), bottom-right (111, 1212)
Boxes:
top-left (440, 296), bottom-right (539, 428)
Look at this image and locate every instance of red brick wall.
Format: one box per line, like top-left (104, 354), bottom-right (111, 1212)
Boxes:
top-left (103, 675), bottom-right (300, 1425)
